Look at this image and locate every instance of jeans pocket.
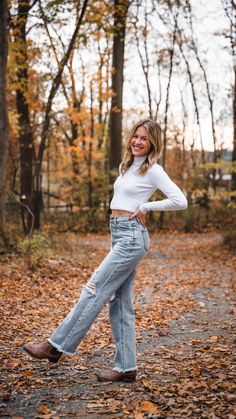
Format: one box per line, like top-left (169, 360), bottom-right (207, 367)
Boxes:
top-left (142, 230), bottom-right (150, 252)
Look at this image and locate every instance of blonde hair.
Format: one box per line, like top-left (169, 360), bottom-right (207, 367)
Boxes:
top-left (120, 119), bottom-right (162, 175)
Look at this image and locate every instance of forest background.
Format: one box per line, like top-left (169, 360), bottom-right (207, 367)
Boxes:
top-left (0, 0), bottom-right (235, 251)
top-left (0, 2), bottom-right (236, 416)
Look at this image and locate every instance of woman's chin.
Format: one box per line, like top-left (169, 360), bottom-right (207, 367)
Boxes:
top-left (132, 150), bottom-right (145, 157)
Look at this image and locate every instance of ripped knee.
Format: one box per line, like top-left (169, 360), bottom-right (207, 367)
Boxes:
top-left (109, 293), bottom-right (116, 302)
top-left (85, 277), bottom-right (96, 295)
top-left (85, 269), bottom-right (99, 295)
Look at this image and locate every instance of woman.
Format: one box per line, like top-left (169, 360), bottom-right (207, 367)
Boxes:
top-left (23, 119), bottom-right (188, 382)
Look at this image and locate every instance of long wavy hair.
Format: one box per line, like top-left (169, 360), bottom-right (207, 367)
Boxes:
top-left (120, 119), bottom-right (162, 175)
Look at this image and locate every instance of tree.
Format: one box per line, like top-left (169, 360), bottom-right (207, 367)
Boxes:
top-left (109, 0), bottom-right (129, 178)
top-left (15, 0), bottom-right (35, 234)
top-left (221, 0), bottom-right (236, 190)
top-left (0, 0), bottom-right (10, 247)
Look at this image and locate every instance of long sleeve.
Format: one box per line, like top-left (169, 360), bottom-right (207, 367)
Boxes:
top-left (139, 164), bottom-right (188, 214)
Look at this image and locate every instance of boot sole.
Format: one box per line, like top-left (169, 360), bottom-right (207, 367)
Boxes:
top-left (97, 375), bottom-right (136, 383)
top-left (22, 346), bottom-right (61, 363)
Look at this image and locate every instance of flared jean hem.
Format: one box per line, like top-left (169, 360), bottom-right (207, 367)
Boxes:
top-left (113, 366), bottom-right (137, 373)
top-left (47, 339), bottom-right (75, 356)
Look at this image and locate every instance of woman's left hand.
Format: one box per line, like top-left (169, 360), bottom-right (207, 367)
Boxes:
top-left (129, 209), bottom-right (146, 227)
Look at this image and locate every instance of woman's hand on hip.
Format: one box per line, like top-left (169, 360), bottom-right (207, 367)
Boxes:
top-left (129, 209), bottom-right (146, 227)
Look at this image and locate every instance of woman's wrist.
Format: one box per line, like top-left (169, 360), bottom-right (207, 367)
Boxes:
top-left (139, 204), bottom-right (148, 214)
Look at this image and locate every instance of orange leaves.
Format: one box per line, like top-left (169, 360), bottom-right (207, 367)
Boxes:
top-left (37, 405), bottom-right (58, 418)
top-left (177, 378), bottom-right (209, 397)
top-left (134, 400), bottom-right (160, 418)
top-left (38, 405), bottom-right (51, 414)
top-left (193, 363), bottom-right (201, 377)
top-left (1, 232), bottom-right (236, 418)
top-left (124, 398), bottom-right (160, 418)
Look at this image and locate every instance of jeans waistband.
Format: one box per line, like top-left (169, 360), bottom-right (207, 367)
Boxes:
top-left (110, 216), bottom-right (131, 220)
top-left (110, 216), bottom-right (143, 227)
top-left (110, 215), bottom-right (135, 221)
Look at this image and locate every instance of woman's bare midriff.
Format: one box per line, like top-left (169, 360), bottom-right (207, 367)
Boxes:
top-left (111, 210), bottom-right (133, 216)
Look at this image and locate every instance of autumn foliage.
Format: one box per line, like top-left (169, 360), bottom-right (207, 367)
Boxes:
top-left (0, 232), bottom-right (235, 417)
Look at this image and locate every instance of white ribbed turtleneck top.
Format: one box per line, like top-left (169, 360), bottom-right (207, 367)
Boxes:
top-left (110, 155), bottom-right (188, 214)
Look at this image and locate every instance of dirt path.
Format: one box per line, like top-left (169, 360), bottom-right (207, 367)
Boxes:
top-left (0, 232), bottom-right (235, 418)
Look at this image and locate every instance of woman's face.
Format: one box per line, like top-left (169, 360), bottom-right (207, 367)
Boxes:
top-left (130, 126), bottom-right (150, 157)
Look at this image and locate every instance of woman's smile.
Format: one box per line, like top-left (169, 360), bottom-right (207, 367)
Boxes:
top-left (130, 126), bottom-right (150, 157)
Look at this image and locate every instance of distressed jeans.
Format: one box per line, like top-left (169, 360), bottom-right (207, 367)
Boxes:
top-left (48, 216), bottom-right (150, 372)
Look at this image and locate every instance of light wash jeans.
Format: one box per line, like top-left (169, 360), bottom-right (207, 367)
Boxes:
top-left (48, 216), bottom-right (150, 372)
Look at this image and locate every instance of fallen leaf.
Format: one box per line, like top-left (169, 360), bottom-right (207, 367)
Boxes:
top-left (38, 405), bottom-right (51, 414)
top-left (5, 360), bottom-right (21, 369)
top-left (209, 335), bottom-right (219, 342)
top-left (193, 363), bottom-right (201, 377)
top-left (137, 400), bottom-right (159, 414)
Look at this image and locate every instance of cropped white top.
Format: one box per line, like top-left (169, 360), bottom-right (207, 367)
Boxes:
top-left (110, 155), bottom-right (188, 214)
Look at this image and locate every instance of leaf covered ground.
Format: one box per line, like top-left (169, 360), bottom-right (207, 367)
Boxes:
top-left (0, 231), bottom-right (235, 418)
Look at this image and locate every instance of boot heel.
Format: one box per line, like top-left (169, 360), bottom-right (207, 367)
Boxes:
top-left (48, 357), bottom-right (60, 363)
top-left (123, 376), bottom-right (136, 382)
top-left (48, 354), bottom-right (62, 364)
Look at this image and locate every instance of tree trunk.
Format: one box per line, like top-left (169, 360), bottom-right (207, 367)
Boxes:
top-left (177, 30), bottom-right (205, 165)
top-left (134, 4), bottom-right (153, 119)
top-left (16, 0), bottom-right (34, 234)
top-left (221, 0), bottom-right (236, 190)
top-left (108, 0), bottom-right (129, 177)
top-left (159, 10), bottom-right (178, 230)
top-left (88, 81), bottom-right (94, 208)
top-left (232, 65), bottom-right (236, 190)
top-left (0, 0), bottom-right (10, 247)
top-left (162, 19), bottom-right (178, 169)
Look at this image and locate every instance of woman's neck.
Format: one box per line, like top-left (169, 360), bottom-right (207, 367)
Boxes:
top-left (132, 155), bottom-right (147, 165)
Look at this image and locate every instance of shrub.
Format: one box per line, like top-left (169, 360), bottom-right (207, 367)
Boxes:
top-left (20, 233), bottom-right (52, 258)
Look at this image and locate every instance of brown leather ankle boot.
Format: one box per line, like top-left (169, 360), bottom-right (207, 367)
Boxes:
top-left (97, 370), bottom-right (136, 382)
top-left (23, 341), bottom-right (62, 363)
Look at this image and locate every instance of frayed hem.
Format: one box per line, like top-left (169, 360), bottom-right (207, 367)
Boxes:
top-left (47, 339), bottom-right (75, 356)
top-left (113, 367), bottom-right (137, 373)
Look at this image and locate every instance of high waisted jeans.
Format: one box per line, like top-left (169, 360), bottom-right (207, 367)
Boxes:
top-left (48, 216), bottom-right (150, 372)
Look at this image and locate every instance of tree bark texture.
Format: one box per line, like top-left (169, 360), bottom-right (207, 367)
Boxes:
top-left (232, 65), bottom-right (236, 190)
top-left (221, 0), bottom-right (236, 190)
top-left (162, 29), bottom-right (176, 169)
top-left (0, 0), bottom-right (9, 246)
top-left (16, 0), bottom-right (34, 234)
top-left (109, 0), bottom-right (129, 174)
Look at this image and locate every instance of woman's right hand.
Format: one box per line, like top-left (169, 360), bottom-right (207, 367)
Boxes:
top-left (129, 209), bottom-right (146, 227)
